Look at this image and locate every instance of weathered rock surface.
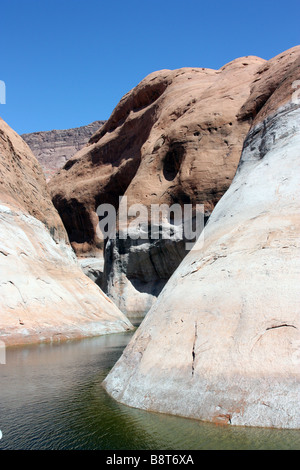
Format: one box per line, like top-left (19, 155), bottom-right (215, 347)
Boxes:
top-left (103, 47), bottom-right (300, 429)
top-left (22, 121), bottom-right (105, 181)
top-left (79, 257), bottom-right (104, 288)
top-left (49, 54), bottom-right (266, 315)
top-left (0, 118), bottom-right (132, 346)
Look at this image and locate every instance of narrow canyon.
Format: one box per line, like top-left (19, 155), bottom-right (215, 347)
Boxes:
top-left (1, 46), bottom-right (299, 429)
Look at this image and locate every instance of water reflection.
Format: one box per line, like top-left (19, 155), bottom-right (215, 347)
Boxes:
top-left (0, 329), bottom-right (299, 450)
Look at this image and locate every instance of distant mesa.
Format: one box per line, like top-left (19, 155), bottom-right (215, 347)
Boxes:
top-left (22, 120), bottom-right (105, 181)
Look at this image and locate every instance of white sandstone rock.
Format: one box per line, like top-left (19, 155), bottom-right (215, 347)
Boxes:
top-left (0, 119), bottom-right (133, 346)
top-left (103, 101), bottom-right (300, 429)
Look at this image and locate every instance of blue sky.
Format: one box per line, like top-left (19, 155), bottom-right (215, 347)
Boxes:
top-left (1, 0), bottom-right (299, 135)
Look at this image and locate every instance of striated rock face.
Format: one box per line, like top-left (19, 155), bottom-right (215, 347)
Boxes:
top-left (49, 54), bottom-right (266, 315)
top-left (0, 118), bottom-right (132, 346)
top-left (22, 121), bottom-right (105, 181)
top-left (103, 47), bottom-right (300, 429)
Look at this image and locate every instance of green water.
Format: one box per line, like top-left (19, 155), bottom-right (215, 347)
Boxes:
top-left (0, 327), bottom-right (299, 450)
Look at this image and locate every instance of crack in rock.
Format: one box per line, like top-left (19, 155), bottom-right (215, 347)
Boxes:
top-left (191, 321), bottom-right (198, 377)
top-left (266, 324), bottom-right (297, 331)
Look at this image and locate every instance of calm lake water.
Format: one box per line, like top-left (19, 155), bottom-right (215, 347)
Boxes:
top-left (0, 324), bottom-right (299, 450)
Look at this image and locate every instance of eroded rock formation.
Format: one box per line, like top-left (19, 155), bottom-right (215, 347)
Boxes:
top-left (22, 121), bottom-right (105, 181)
top-left (0, 118), bottom-right (132, 346)
top-left (103, 46), bottom-right (300, 429)
top-left (49, 54), bottom-right (267, 315)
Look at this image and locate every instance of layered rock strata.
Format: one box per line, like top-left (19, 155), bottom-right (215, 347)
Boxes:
top-left (0, 118), bottom-right (132, 346)
top-left (103, 47), bottom-right (300, 429)
top-left (22, 120), bottom-right (105, 181)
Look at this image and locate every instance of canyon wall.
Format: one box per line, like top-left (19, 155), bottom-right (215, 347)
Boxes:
top-left (103, 47), bottom-right (300, 429)
top-left (0, 118), bottom-right (132, 346)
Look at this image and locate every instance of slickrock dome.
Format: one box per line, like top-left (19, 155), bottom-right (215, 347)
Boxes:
top-left (103, 47), bottom-right (300, 429)
top-left (49, 54), bottom-right (266, 315)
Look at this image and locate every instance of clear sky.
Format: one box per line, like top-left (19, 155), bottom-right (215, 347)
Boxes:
top-left (1, 0), bottom-right (299, 135)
